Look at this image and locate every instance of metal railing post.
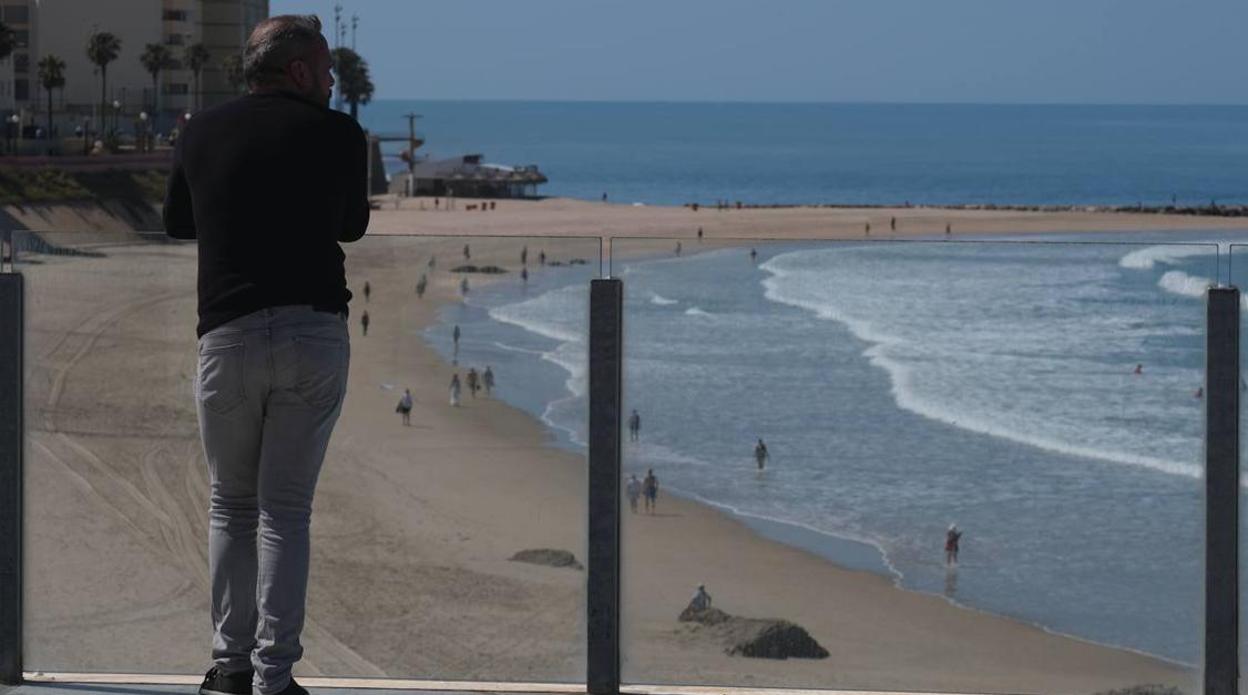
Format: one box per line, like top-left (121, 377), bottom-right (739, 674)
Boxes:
top-left (0, 270), bottom-right (23, 684)
top-left (587, 278), bottom-right (622, 695)
top-left (1206, 286), bottom-right (1239, 695)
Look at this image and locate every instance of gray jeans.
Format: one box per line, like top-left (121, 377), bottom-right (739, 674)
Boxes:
top-left (195, 305), bottom-right (350, 693)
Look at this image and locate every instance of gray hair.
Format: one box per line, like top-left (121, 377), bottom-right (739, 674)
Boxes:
top-left (243, 14), bottom-right (325, 89)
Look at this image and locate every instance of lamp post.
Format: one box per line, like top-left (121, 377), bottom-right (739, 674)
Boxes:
top-left (139, 111), bottom-right (148, 153)
top-left (6, 115), bottom-right (17, 156)
top-left (112, 99), bottom-right (121, 135)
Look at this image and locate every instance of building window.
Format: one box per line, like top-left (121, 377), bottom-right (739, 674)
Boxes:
top-left (165, 83), bottom-right (189, 95)
top-left (165, 34), bottom-right (185, 46)
top-left (163, 9), bottom-right (189, 21)
top-left (13, 53), bottom-right (27, 74)
top-left (14, 78), bottom-right (28, 101)
top-left (12, 29), bottom-right (28, 48)
top-left (3, 5), bottom-right (30, 24)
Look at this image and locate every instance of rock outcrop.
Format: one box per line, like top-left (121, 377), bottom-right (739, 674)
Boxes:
top-left (679, 606), bottom-right (829, 660)
top-left (509, 548), bottom-right (583, 570)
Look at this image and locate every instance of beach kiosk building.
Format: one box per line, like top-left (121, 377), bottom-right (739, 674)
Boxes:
top-left (393, 154), bottom-right (548, 199)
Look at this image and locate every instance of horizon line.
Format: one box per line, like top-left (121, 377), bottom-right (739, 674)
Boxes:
top-left (360, 97), bottom-right (1248, 108)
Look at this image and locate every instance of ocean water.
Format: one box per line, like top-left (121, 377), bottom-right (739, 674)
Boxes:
top-left (359, 101), bottom-right (1248, 207)
top-left (426, 232), bottom-right (1248, 668)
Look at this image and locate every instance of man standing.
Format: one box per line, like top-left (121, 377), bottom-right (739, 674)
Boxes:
top-left (163, 14), bottom-right (369, 695)
top-left (643, 468), bottom-right (659, 514)
top-left (628, 409), bottom-right (641, 442)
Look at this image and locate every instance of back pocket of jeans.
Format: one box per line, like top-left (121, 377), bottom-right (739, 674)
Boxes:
top-left (197, 342), bottom-right (246, 415)
top-left (292, 335), bottom-right (347, 408)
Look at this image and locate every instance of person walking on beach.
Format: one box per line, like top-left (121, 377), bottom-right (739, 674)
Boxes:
top-left (628, 409), bottom-right (641, 442)
top-left (675, 241), bottom-right (682, 256)
top-left (945, 524), bottom-right (963, 566)
top-left (463, 243), bottom-right (471, 260)
top-left (449, 373), bottom-right (462, 407)
top-left (363, 280), bottom-right (370, 303)
top-left (643, 468), bottom-right (659, 514)
top-left (428, 254), bottom-right (437, 270)
top-left (626, 474), bottom-right (642, 513)
top-left (396, 388), bottom-right (413, 426)
top-left (416, 274), bottom-right (427, 299)
top-left (460, 277), bottom-right (470, 297)
top-left (360, 310), bottom-right (369, 336)
top-left (163, 14), bottom-right (368, 695)
top-left (539, 250), bottom-right (546, 266)
top-left (521, 267), bottom-right (528, 284)
top-left (521, 245), bottom-right (528, 266)
top-left (697, 227), bottom-right (703, 242)
top-left (466, 367), bottom-right (480, 398)
top-left (890, 216), bottom-right (896, 232)
top-left (483, 365), bottom-right (495, 396)
top-left (754, 438), bottom-right (769, 470)
top-left (452, 324), bottom-right (461, 352)
top-left (945, 223), bottom-right (952, 237)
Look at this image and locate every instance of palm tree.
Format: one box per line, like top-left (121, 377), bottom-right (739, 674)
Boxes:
top-left (36, 55), bottom-right (66, 148)
top-left (222, 54), bottom-right (245, 95)
top-left (85, 31), bottom-right (122, 130)
top-left (184, 43), bottom-right (211, 111)
top-left (331, 47), bottom-right (374, 120)
top-left (139, 43), bottom-right (174, 128)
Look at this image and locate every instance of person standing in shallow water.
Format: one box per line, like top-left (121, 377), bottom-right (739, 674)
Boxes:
top-left (754, 438), bottom-right (769, 470)
top-left (163, 13), bottom-right (368, 695)
top-left (628, 409), bottom-right (641, 442)
top-left (482, 365), bottom-right (495, 396)
top-left (360, 310), bottom-right (369, 336)
top-left (945, 524), bottom-right (963, 566)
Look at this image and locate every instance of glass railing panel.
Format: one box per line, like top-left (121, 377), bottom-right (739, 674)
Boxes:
top-left (1232, 242), bottom-right (1248, 691)
top-left (14, 229), bottom-right (599, 683)
top-left (613, 236), bottom-right (1213, 694)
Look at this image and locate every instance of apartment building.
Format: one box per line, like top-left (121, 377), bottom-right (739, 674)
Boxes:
top-left (0, 1), bottom-right (35, 113)
top-left (2, 0), bottom-right (267, 133)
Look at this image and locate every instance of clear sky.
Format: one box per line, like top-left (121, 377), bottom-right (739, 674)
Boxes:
top-left (270, 0), bottom-right (1247, 104)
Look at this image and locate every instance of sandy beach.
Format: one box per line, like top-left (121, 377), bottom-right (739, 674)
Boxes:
top-left (18, 199), bottom-right (1248, 693)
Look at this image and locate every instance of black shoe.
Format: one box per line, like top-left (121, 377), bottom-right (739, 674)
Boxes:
top-left (199, 666), bottom-right (254, 695)
top-left (271, 679), bottom-right (308, 695)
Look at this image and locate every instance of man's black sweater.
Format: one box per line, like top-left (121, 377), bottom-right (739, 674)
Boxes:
top-left (164, 91), bottom-right (370, 337)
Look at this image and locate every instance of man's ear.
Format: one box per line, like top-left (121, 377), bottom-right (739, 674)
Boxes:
top-left (289, 59), bottom-right (310, 89)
